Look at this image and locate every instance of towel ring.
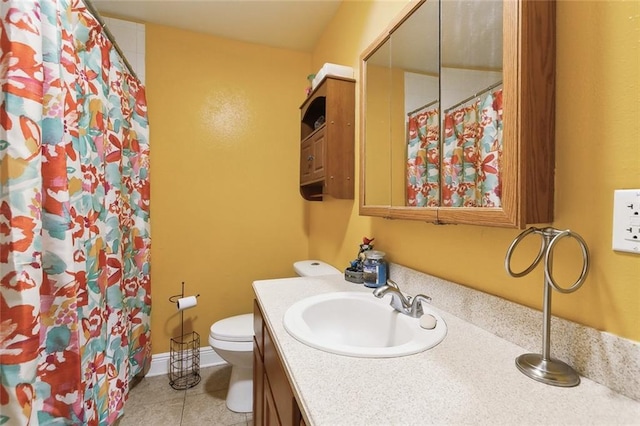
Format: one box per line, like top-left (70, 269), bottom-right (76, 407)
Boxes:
top-left (544, 230), bottom-right (590, 294)
top-left (504, 227), bottom-right (546, 278)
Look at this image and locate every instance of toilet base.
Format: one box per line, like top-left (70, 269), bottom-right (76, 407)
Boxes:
top-left (226, 365), bottom-right (253, 413)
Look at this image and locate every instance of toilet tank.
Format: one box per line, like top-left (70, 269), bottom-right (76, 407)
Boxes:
top-left (294, 260), bottom-right (341, 277)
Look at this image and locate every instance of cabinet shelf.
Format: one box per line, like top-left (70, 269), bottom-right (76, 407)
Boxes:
top-left (301, 98), bottom-right (326, 139)
top-left (301, 123), bottom-right (326, 144)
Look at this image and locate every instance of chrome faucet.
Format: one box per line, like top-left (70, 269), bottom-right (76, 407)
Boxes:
top-left (373, 279), bottom-right (411, 315)
top-left (373, 279), bottom-right (432, 318)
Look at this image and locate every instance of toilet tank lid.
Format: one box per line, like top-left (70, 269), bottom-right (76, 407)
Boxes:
top-left (210, 313), bottom-right (254, 342)
top-left (294, 260), bottom-right (341, 277)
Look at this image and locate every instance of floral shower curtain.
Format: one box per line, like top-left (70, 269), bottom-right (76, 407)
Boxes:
top-left (442, 89), bottom-right (503, 207)
top-left (0, 0), bottom-right (151, 424)
top-left (407, 107), bottom-right (439, 207)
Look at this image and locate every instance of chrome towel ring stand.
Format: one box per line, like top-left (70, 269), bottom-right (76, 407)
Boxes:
top-left (505, 227), bottom-right (590, 387)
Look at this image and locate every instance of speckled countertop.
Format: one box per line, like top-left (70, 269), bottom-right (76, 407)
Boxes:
top-left (253, 274), bottom-right (640, 425)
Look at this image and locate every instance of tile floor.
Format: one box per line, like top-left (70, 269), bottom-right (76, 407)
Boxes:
top-left (117, 364), bottom-right (253, 426)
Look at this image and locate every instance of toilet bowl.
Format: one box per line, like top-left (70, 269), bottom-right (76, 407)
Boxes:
top-left (208, 314), bottom-right (254, 413)
top-left (209, 260), bottom-right (341, 413)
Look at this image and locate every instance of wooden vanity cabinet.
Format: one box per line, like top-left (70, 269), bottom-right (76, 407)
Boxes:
top-left (254, 300), bottom-right (305, 426)
top-left (299, 76), bottom-right (355, 201)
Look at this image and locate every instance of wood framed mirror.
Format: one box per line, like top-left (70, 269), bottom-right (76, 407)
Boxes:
top-left (359, 0), bottom-right (556, 228)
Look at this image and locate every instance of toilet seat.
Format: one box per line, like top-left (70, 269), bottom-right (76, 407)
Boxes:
top-left (209, 336), bottom-right (253, 352)
top-left (210, 313), bottom-right (254, 342)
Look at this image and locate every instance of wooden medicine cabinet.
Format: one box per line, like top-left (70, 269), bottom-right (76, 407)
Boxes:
top-left (359, 0), bottom-right (556, 228)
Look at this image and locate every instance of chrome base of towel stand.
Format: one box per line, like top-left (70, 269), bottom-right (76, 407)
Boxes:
top-left (516, 353), bottom-right (580, 387)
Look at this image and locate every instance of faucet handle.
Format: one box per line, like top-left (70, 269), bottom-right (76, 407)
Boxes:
top-left (386, 279), bottom-right (400, 290)
top-left (410, 294), bottom-right (432, 318)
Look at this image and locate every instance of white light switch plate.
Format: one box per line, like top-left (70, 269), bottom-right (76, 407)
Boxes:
top-left (612, 189), bottom-right (640, 254)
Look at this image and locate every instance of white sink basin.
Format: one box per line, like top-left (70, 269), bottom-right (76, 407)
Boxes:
top-left (283, 291), bottom-right (447, 358)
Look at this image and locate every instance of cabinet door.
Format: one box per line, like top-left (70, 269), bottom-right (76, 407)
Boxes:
top-left (255, 300), bottom-right (303, 426)
top-left (253, 341), bottom-right (264, 426)
top-left (310, 130), bottom-right (325, 181)
top-left (254, 300), bottom-right (265, 424)
top-left (300, 130), bottom-right (325, 185)
top-left (300, 139), bottom-right (314, 184)
top-left (264, 376), bottom-right (281, 426)
top-left (254, 300), bottom-right (264, 356)
top-left (264, 328), bottom-right (302, 426)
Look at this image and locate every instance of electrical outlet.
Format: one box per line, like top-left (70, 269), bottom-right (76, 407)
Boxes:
top-left (612, 189), bottom-right (640, 254)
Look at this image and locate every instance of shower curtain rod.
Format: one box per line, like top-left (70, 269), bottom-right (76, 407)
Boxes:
top-left (84, 0), bottom-right (140, 82)
top-left (444, 80), bottom-right (503, 113)
top-left (407, 99), bottom-right (439, 116)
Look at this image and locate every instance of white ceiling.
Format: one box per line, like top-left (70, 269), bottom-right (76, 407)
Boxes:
top-left (92, 0), bottom-right (342, 52)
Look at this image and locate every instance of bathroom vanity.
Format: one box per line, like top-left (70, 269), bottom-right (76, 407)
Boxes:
top-left (252, 271), bottom-right (640, 425)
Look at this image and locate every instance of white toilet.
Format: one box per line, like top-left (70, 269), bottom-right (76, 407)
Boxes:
top-left (208, 260), bottom-right (341, 413)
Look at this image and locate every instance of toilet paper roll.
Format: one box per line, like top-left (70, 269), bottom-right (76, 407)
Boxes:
top-left (176, 295), bottom-right (197, 311)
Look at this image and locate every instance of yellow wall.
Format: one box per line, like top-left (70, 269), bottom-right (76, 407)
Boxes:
top-left (146, 25), bottom-right (311, 353)
top-left (308, 0), bottom-right (640, 342)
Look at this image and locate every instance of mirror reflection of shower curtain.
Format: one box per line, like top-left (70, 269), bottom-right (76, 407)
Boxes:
top-left (442, 89), bottom-right (503, 207)
top-left (406, 108), bottom-right (440, 207)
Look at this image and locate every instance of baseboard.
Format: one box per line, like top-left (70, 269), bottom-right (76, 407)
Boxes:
top-left (146, 345), bottom-right (226, 377)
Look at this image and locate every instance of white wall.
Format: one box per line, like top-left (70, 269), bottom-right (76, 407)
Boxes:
top-left (441, 68), bottom-right (502, 110)
top-left (404, 71), bottom-right (439, 117)
top-left (103, 17), bottom-right (146, 84)
top-left (404, 69), bottom-right (502, 118)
